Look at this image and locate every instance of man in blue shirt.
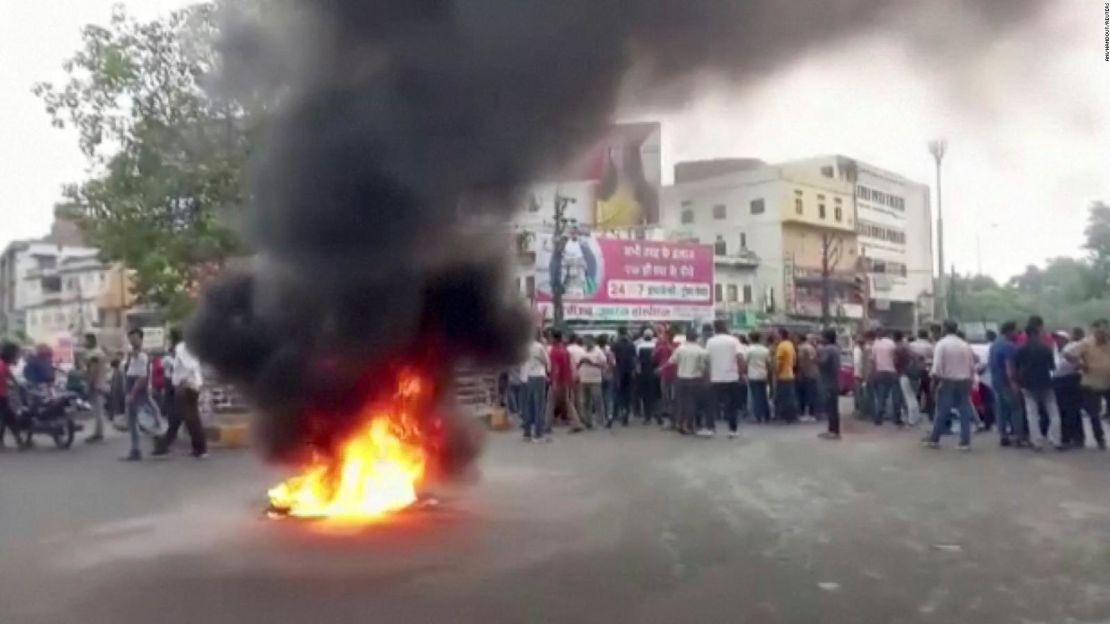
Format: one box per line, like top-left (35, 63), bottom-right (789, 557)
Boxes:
top-left (988, 321), bottom-right (1022, 447)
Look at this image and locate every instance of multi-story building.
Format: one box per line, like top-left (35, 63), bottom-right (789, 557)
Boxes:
top-left (0, 240), bottom-right (108, 344)
top-left (663, 158), bottom-right (863, 323)
top-left (788, 156), bottom-right (934, 328)
top-left (0, 207), bottom-right (129, 347)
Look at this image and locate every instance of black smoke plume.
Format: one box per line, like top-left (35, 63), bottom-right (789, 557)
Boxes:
top-left (190, 0), bottom-right (1046, 465)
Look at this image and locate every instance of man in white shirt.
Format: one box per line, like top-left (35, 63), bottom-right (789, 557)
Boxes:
top-left (669, 328), bottom-right (707, 435)
top-left (870, 330), bottom-right (903, 426)
top-left (924, 320), bottom-right (977, 450)
top-left (121, 328), bottom-right (154, 462)
top-left (153, 328), bottom-right (208, 459)
top-left (521, 332), bottom-right (551, 442)
top-left (746, 332), bottom-right (772, 423)
top-left (705, 320), bottom-right (744, 438)
top-left (576, 336), bottom-right (607, 429)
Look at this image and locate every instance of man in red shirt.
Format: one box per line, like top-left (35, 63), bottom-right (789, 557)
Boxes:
top-left (545, 330), bottom-right (585, 433)
top-left (1, 341), bottom-right (22, 447)
top-left (653, 332), bottom-right (677, 426)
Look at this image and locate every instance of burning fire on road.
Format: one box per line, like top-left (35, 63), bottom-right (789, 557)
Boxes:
top-left (267, 371), bottom-right (431, 522)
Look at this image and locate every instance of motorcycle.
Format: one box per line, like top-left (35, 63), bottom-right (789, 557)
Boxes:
top-left (13, 388), bottom-right (86, 450)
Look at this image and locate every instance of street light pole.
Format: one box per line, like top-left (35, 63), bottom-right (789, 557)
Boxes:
top-left (928, 139), bottom-right (947, 319)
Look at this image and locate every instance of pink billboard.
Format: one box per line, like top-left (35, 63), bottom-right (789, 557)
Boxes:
top-left (535, 235), bottom-right (715, 322)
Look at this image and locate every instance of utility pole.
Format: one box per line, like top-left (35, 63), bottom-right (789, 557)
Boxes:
top-left (550, 193), bottom-right (575, 327)
top-left (928, 139), bottom-right (947, 319)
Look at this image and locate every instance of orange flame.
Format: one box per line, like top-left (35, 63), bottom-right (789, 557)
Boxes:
top-left (268, 372), bottom-right (429, 522)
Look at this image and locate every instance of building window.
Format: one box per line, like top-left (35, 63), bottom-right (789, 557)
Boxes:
top-left (713, 204), bottom-right (727, 220)
top-left (820, 166), bottom-right (834, 178)
top-left (743, 285), bottom-right (753, 304)
top-left (750, 199), bottom-right (765, 215)
top-left (525, 276), bottom-right (535, 298)
top-left (714, 236), bottom-right (727, 256)
top-left (714, 283), bottom-right (723, 303)
top-left (739, 232), bottom-right (747, 249)
top-left (727, 284), bottom-right (738, 302)
top-left (681, 209), bottom-right (694, 224)
top-left (818, 204), bottom-right (827, 219)
top-left (794, 198), bottom-right (803, 215)
top-left (834, 206), bottom-right (843, 222)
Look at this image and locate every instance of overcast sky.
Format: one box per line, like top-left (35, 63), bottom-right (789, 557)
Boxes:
top-left (2, 0), bottom-right (1107, 281)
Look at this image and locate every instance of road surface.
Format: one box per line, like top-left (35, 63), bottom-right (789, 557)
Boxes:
top-left (2, 418), bottom-right (1109, 623)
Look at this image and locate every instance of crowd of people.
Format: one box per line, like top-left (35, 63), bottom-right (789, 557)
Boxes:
top-left (506, 316), bottom-right (1110, 453)
top-left (0, 327), bottom-right (207, 460)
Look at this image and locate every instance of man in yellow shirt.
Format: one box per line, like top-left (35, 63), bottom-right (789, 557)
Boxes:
top-left (773, 328), bottom-right (799, 423)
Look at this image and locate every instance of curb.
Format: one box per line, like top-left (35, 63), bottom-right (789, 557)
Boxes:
top-left (204, 416), bottom-right (250, 448)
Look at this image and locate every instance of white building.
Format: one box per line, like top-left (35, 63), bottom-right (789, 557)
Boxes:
top-left (789, 156), bottom-right (934, 327)
top-left (0, 240), bottom-right (110, 345)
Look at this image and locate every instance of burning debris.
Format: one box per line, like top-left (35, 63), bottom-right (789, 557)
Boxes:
top-left (189, 0), bottom-right (1047, 522)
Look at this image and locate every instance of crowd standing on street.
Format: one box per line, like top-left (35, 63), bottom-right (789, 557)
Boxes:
top-left (505, 316), bottom-right (1110, 455)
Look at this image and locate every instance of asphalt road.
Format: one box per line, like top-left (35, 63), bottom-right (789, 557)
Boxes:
top-left (2, 417), bottom-right (1109, 624)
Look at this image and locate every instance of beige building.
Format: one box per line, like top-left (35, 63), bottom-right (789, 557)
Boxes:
top-left (663, 159), bottom-right (863, 322)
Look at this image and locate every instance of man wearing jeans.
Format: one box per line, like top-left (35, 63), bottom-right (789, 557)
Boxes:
top-left (520, 333), bottom-right (550, 442)
top-left (1014, 318), bottom-right (1062, 451)
top-left (870, 330), bottom-right (903, 426)
top-left (924, 321), bottom-right (977, 450)
top-left (121, 328), bottom-right (153, 462)
top-left (746, 332), bottom-right (771, 423)
top-left (989, 321), bottom-right (1023, 447)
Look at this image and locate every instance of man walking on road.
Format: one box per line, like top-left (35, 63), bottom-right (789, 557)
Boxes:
top-left (121, 328), bottom-right (154, 462)
top-left (1014, 317), bottom-right (1063, 451)
top-left (705, 321), bottom-right (744, 438)
top-left (924, 321), bottom-right (977, 451)
top-left (152, 329), bottom-right (208, 459)
top-left (82, 333), bottom-right (109, 444)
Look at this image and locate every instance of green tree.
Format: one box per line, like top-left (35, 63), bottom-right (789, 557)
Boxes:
top-left (34, 2), bottom-right (247, 319)
top-left (1083, 201), bottom-right (1110, 297)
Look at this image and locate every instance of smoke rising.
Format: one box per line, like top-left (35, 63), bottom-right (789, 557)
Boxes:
top-left (190, 0), bottom-right (1046, 464)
